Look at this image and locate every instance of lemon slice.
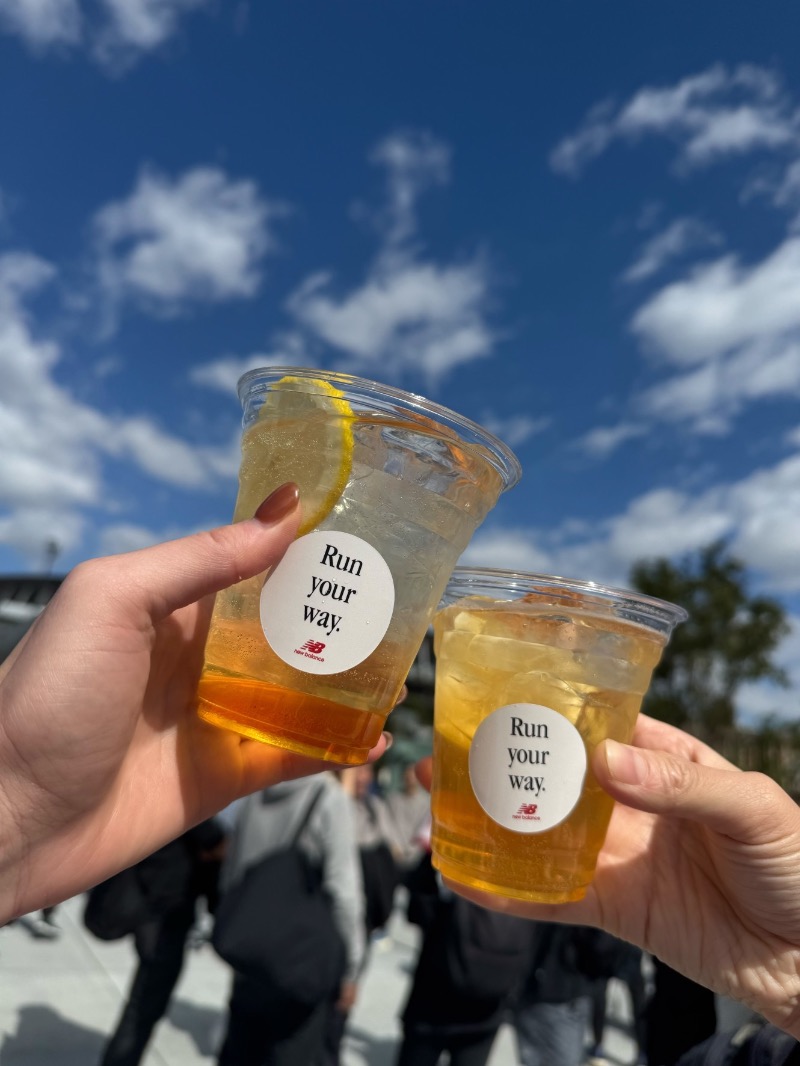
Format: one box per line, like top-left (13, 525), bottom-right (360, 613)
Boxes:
top-left (241, 375), bottom-right (354, 536)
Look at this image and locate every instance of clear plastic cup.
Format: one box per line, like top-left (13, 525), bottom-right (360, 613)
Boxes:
top-left (431, 567), bottom-right (687, 902)
top-left (197, 368), bottom-right (521, 764)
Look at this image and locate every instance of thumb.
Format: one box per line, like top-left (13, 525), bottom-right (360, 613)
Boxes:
top-left (96, 483), bottom-right (301, 621)
top-left (595, 738), bottom-right (800, 844)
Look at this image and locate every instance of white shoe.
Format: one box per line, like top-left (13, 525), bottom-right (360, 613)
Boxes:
top-left (21, 915), bottom-right (60, 940)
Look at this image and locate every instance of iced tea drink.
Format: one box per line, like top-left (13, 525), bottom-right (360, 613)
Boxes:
top-left (431, 568), bottom-right (686, 902)
top-left (197, 369), bottom-right (520, 764)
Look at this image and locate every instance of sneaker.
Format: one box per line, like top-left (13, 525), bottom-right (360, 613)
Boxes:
top-left (587, 1048), bottom-right (610, 1066)
top-left (20, 915), bottom-right (60, 940)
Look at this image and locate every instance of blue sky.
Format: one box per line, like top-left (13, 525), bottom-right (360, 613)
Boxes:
top-left (2, 0), bottom-right (800, 722)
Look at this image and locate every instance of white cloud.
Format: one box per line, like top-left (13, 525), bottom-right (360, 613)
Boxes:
top-left (0, 248), bottom-right (238, 567)
top-left (289, 258), bottom-right (494, 383)
top-left (468, 439), bottom-right (800, 612)
top-left (632, 238), bottom-right (800, 366)
top-left (0, 253), bottom-right (106, 562)
top-left (553, 68), bottom-right (800, 437)
top-left (288, 131), bottom-right (497, 386)
top-left (478, 412), bottom-right (551, 450)
top-left (728, 454), bottom-right (800, 589)
top-left (551, 64), bottom-right (800, 177)
top-left (92, 0), bottom-right (207, 68)
top-left (506, 486), bottom-right (733, 587)
top-left (459, 529), bottom-right (554, 574)
top-left (623, 217), bottom-right (722, 283)
top-left (97, 522), bottom-right (166, 555)
top-left (774, 159), bottom-right (800, 209)
top-left (639, 335), bottom-right (800, 433)
top-left (736, 615), bottom-right (800, 724)
top-left (190, 334), bottom-right (309, 395)
top-left (110, 416), bottom-right (208, 488)
top-left (93, 166), bottom-right (284, 323)
top-left (367, 130), bottom-right (451, 247)
top-left (463, 497), bottom-right (800, 723)
top-left (573, 421), bottom-right (647, 459)
top-left (0, 506), bottom-right (86, 564)
top-left (625, 236), bottom-right (800, 433)
top-left (0, 0), bottom-right (81, 48)
top-left (598, 457), bottom-right (800, 594)
top-left (0, 0), bottom-right (209, 70)
top-left (605, 487), bottom-right (733, 565)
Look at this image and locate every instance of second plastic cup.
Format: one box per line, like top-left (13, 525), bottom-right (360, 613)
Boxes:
top-left (430, 567), bottom-right (687, 902)
top-left (197, 368), bottom-right (521, 764)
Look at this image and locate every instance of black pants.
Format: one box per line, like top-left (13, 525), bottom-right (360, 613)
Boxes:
top-left (395, 1029), bottom-right (499, 1066)
top-left (218, 975), bottom-right (328, 1066)
top-left (100, 900), bottom-right (196, 1066)
top-left (318, 1001), bottom-right (348, 1066)
top-left (647, 961), bottom-right (716, 1066)
top-left (590, 954), bottom-right (648, 1053)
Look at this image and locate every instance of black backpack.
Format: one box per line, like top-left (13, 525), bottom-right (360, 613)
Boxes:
top-left (677, 1024), bottom-right (800, 1066)
top-left (212, 785), bottom-right (344, 1008)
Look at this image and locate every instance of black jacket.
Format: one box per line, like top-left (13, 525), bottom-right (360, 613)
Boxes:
top-left (519, 922), bottom-right (594, 1005)
top-left (133, 818), bottom-right (226, 918)
top-left (401, 854), bottom-right (533, 1037)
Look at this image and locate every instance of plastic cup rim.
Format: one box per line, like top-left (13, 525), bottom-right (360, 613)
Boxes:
top-left (443, 565), bottom-right (689, 633)
top-left (236, 365), bottom-right (522, 491)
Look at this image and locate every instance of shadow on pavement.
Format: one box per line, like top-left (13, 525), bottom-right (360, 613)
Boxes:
top-left (169, 998), bottom-right (226, 1058)
top-left (345, 1024), bottom-right (400, 1066)
top-left (0, 1004), bottom-right (106, 1065)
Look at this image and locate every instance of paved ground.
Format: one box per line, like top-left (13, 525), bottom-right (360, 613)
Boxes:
top-left (0, 894), bottom-right (640, 1065)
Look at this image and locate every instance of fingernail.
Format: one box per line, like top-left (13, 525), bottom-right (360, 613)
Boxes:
top-left (382, 731), bottom-right (394, 751)
top-left (254, 483), bottom-right (299, 524)
top-left (604, 739), bottom-right (648, 786)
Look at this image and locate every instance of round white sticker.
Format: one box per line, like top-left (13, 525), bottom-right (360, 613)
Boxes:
top-left (260, 530), bottom-right (395, 675)
top-left (468, 703), bottom-right (587, 833)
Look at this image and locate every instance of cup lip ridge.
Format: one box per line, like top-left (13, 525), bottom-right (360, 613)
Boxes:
top-left (444, 565), bottom-right (689, 632)
top-left (236, 365), bottom-right (522, 491)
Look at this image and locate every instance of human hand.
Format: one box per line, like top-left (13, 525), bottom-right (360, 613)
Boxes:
top-left (337, 979), bottom-right (358, 1013)
top-left (0, 484), bottom-right (389, 923)
top-left (418, 716), bottom-right (800, 1039)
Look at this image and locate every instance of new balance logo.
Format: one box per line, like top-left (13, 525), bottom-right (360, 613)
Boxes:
top-left (512, 803), bottom-right (539, 820)
top-left (301, 640), bottom-right (326, 654)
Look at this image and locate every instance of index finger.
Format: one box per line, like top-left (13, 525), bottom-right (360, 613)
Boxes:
top-left (632, 714), bottom-right (736, 771)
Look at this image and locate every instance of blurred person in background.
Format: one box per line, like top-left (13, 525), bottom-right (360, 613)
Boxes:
top-left (584, 935), bottom-right (649, 1065)
top-left (386, 762), bottom-right (431, 883)
top-left (340, 764), bottom-right (404, 940)
top-left (98, 818), bottom-right (227, 1066)
top-left (645, 958), bottom-right (716, 1066)
top-left (216, 773), bottom-right (364, 1066)
top-left (513, 922), bottom-right (595, 1066)
top-left (397, 846), bottom-right (532, 1066)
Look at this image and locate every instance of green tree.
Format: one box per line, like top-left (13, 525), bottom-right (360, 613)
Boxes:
top-left (630, 542), bottom-right (789, 736)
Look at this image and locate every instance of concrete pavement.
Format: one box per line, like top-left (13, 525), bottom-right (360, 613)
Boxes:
top-left (0, 893), bottom-right (639, 1065)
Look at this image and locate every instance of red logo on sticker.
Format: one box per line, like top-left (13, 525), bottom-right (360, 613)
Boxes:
top-left (301, 640), bottom-right (326, 654)
top-left (517, 803), bottom-right (538, 816)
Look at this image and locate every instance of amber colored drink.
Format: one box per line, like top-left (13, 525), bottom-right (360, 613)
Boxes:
top-left (197, 369), bottom-right (520, 764)
top-left (430, 570), bottom-right (686, 902)
top-left (198, 616), bottom-right (404, 763)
